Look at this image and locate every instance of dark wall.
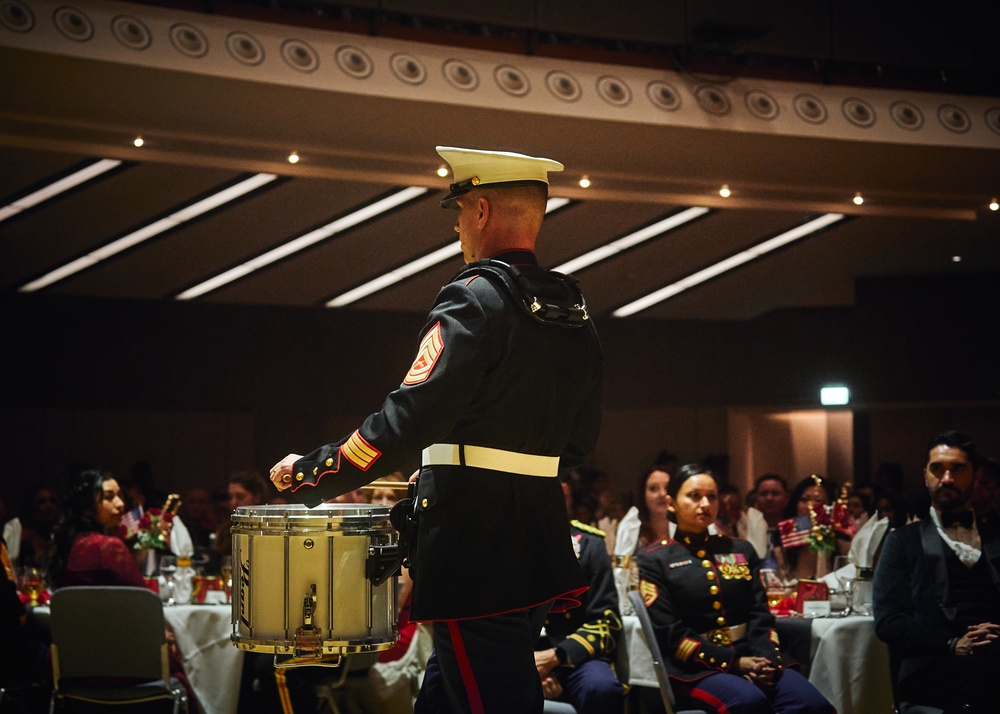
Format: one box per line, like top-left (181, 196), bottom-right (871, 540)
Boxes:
top-left (1, 273), bottom-right (998, 509)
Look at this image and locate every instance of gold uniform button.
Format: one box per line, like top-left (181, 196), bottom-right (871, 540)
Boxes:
top-left (661, 539), bottom-right (669, 545)
top-left (702, 560), bottom-right (712, 568)
top-left (721, 662), bottom-right (728, 669)
top-left (421, 498), bottom-right (428, 508)
top-left (325, 457), bottom-right (334, 467)
top-left (698, 653), bottom-right (705, 659)
top-left (697, 550), bottom-right (707, 558)
top-left (712, 601), bottom-right (722, 610)
top-left (295, 472), bottom-right (304, 481)
top-left (717, 616), bottom-right (726, 626)
top-left (706, 572), bottom-right (715, 581)
top-left (313, 467), bottom-right (318, 475)
top-left (709, 585), bottom-right (719, 595)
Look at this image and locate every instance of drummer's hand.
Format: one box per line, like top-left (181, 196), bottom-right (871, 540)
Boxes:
top-left (269, 454), bottom-right (302, 491)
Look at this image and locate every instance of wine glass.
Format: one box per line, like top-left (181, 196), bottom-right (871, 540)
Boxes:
top-left (159, 554), bottom-right (178, 606)
top-left (832, 555), bottom-right (854, 616)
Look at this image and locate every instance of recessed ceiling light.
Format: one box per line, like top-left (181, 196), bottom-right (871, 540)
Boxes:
top-left (133, 136), bottom-right (144, 147)
top-left (719, 184), bottom-right (731, 198)
top-left (578, 176), bottom-right (591, 189)
top-left (437, 165), bottom-right (449, 178)
top-left (287, 152), bottom-right (300, 164)
top-left (952, 255), bottom-right (962, 262)
top-left (853, 192), bottom-right (864, 206)
top-left (990, 198), bottom-right (999, 211)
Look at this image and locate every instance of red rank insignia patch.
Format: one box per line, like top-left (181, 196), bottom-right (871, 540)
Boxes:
top-left (404, 322), bottom-right (443, 385)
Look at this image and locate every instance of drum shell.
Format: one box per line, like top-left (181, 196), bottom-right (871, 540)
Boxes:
top-left (230, 503), bottom-right (398, 656)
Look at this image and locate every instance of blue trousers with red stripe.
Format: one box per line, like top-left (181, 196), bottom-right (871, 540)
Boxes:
top-left (415, 606), bottom-right (549, 714)
top-left (673, 668), bottom-right (835, 714)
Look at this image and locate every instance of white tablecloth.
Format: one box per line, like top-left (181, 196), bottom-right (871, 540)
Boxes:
top-left (163, 604), bottom-right (242, 714)
top-left (622, 614), bottom-right (893, 714)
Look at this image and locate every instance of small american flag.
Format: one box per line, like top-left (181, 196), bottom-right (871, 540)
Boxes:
top-left (778, 514), bottom-right (812, 549)
top-left (120, 506), bottom-right (143, 539)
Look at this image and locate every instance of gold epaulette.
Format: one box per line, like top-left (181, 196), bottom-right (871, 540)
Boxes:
top-left (571, 520), bottom-right (607, 538)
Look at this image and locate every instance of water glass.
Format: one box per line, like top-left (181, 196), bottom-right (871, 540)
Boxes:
top-left (833, 555), bottom-right (854, 616)
top-left (159, 554), bottom-right (178, 605)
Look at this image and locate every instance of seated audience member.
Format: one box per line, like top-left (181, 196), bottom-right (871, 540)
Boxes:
top-left (181, 486), bottom-right (218, 551)
top-left (973, 455), bottom-right (1000, 525)
top-left (2, 485), bottom-right (62, 570)
top-left (715, 482), bottom-right (747, 539)
top-left (635, 463), bottom-right (833, 714)
top-left (874, 431), bottom-right (1000, 713)
top-left (745, 474), bottom-right (790, 572)
top-left (780, 474), bottom-right (840, 581)
top-left (49, 469), bottom-right (146, 588)
top-left (618, 464), bottom-right (673, 556)
top-left (533, 478), bottom-right (625, 714)
top-left (846, 489), bottom-right (873, 530)
top-left (214, 470), bottom-right (269, 558)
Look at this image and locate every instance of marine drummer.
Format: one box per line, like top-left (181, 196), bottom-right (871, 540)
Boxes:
top-left (269, 145), bottom-right (603, 713)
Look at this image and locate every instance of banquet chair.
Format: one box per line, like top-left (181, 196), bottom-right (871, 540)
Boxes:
top-left (887, 651), bottom-right (944, 714)
top-left (627, 590), bottom-right (701, 714)
top-left (48, 586), bottom-right (188, 714)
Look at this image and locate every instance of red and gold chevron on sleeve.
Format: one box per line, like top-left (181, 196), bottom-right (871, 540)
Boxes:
top-left (769, 629), bottom-right (781, 646)
top-left (639, 578), bottom-right (658, 606)
top-left (675, 637), bottom-right (700, 662)
top-left (403, 322), bottom-right (444, 385)
top-left (340, 430), bottom-right (381, 471)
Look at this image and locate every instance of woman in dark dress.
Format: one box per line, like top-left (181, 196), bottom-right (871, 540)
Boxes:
top-left (635, 463), bottom-right (833, 714)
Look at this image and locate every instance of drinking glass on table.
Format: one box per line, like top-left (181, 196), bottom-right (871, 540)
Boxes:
top-left (832, 555), bottom-right (854, 616)
top-left (159, 554), bottom-right (178, 606)
top-left (220, 555), bottom-right (233, 603)
top-left (21, 567), bottom-right (44, 606)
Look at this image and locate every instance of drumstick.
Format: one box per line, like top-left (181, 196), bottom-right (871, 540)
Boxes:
top-left (361, 481), bottom-right (410, 490)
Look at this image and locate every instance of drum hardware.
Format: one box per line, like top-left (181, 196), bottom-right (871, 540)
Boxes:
top-left (231, 503), bottom-right (399, 667)
top-left (366, 543), bottom-right (401, 586)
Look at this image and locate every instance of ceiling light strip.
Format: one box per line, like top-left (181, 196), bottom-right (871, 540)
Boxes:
top-left (177, 186), bottom-right (429, 300)
top-left (612, 213), bottom-right (845, 317)
top-left (327, 242), bottom-right (463, 307)
top-left (0, 159), bottom-right (122, 224)
top-left (552, 206), bottom-right (710, 275)
top-left (325, 195), bottom-right (572, 308)
top-left (19, 173), bottom-right (278, 293)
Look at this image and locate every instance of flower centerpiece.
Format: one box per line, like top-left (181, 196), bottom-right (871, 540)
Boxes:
top-left (121, 493), bottom-right (181, 552)
top-left (806, 479), bottom-right (856, 553)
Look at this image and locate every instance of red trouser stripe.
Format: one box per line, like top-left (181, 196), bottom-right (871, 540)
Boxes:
top-left (691, 686), bottom-right (729, 714)
top-left (447, 620), bottom-right (485, 714)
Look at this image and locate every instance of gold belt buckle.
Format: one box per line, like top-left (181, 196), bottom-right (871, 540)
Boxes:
top-left (707, 627), bottom-right (731, 645)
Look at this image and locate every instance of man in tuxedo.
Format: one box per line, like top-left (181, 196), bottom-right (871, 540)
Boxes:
top-left (873, 431), bottom-right (1000, 712)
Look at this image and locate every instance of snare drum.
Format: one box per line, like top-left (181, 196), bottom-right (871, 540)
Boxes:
top-left (231, 503), bottom-right (399, 660)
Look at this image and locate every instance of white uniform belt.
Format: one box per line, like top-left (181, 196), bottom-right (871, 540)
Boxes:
top-left (421, 443), bottom-right (559, 477)
top-left (702, 622), bottom-right (747, 645)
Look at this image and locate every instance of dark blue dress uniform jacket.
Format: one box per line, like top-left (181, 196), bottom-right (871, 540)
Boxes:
top-left (635, 532), bottom-right (785, 682)
top-left (544, 523), bottom-right (623, 665)
top-left (286, 250), bottom-right (602, 622)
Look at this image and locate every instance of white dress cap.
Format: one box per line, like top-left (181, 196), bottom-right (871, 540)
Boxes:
top-left (436, 146), bottom-right (563, 208)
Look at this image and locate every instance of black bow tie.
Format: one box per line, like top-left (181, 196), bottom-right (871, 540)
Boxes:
top-left (941, 511), bottom-right (974, 529)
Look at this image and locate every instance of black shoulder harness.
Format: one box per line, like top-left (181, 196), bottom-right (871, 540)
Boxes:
top-left (455, 259), bottom-right (590, 328)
